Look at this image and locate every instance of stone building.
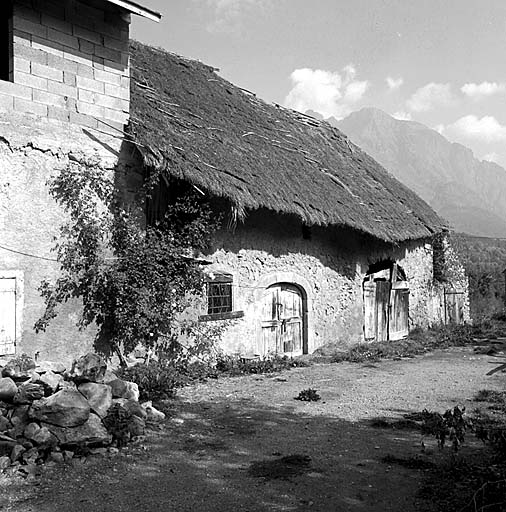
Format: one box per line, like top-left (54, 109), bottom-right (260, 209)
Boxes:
top-left (0, 1), bottom-right (468, 364)
top-left (127, 43), bottom-right (469, 357)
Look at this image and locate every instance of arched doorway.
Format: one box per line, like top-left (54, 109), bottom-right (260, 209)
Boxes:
top-left (363, 262), bottom-right (409, 342)
top-left (261, 283), bottom-right (305, 356)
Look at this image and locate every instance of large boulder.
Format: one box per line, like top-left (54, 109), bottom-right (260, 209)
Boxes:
top-left (13, 382), bottom-right (44, 404)
top-left (2, 355), bottom-right (36, 381)
top-left (78, 383), bottom-right (112, 419)
top-left (29, 389), bottom-right (90, 427)
top-left (44, 413), bottom-right (111, 447)
top-left (0, 378), bottom-right (17, 402)
top-left (108, 379), bottom-right (139, 401)
top-left (68, 353), bottom-right (107, 383)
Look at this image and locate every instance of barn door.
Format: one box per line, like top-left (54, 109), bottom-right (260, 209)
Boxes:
top-left (389, 281), bottom-right (410, 340)
top-left (363, 280), bottom-right (390, 341)
top-left (0, 278), bottom-right (16, 356)
top-left (261, 284), bottom-right (303, 356)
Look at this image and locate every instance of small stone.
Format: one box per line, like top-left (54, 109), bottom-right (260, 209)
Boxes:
top-left (0, 416), bottom-right (10, 432)
top-left (23, 422), bottom-right (41, 441)
top-left (58, 380), bottom-right (77, 391)
top-left (68, 353), bottom-right (107, 383)
top-left (108, 379), bottom-right (140, 401)
top-left (141, 401), bottom-right (166, 422)
top-left (114, 398), bottom-right (146, 419)
top-left (128, 415), bottom-right (145, 437)
top-left (0, 378), bottom-right (17, 402)
top-left (2, 355), bottom-right (36, 381)
top-left (36, 361), bottom-right (66, 375)
top-left (49, 451), bottom-right (64, 464)
top-left (31, 427), bottom-right (54, 447)
top-left (0, 455), bottom-right (10, 469)
top-left (36, 371), bottom-right (63, 395)
top-left (63, 450), bottom-right (74, 461)
top-left (13, 382), bottom-right (44, 404)
top-left (107, 447), bottom-right (119, 456)
top-left (10, 444), bottom-right (25, 462)
top-left (22, 447), bottom-right (39, 465)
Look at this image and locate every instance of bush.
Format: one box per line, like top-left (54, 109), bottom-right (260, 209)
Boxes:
top-left (215, 354), bottom-right (309, 376)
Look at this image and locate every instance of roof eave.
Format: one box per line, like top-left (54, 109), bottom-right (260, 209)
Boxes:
top-left (104, 0), bottom-right (162, 22)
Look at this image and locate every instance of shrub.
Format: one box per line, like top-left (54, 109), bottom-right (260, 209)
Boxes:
top-left (294, 388), bottom-right (321, 402)
top-left (215, 354), bottom-right (309, 376)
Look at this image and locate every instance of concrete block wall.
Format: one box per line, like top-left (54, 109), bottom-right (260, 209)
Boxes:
top-left (0, 0), bottom-right (130, 132)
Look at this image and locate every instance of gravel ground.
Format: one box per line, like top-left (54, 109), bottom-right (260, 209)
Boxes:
top-left (1, 346), bottom-right (505, 512)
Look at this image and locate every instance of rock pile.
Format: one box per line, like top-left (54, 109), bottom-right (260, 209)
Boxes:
top-left (0, 353), bottom-right (165, 476)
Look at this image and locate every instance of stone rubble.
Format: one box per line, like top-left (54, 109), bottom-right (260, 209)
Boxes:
top-left (0, 353), bottom-right (166, 477)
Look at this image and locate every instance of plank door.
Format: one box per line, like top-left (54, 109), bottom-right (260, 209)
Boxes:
top-left (0, 278), bottom-right (16, 356)
top-left (389, 282), bottom-right (410, 341)
top-left (375, 281), bottom-right (390, 342)
top-left (363, 280), bottom-right (377, 340)
top-left (261, 284), bottom-right (303, 356)
top-left (444, 291), bottom-right (465, 325)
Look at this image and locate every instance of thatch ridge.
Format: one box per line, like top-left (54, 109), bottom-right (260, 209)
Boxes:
top-left (127, 41), bottom-right (446, 243)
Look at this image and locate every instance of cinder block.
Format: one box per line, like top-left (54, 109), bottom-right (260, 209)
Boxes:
top-left (47, 105), bottom-right (71, 122)
top-left (41, 14), bottom-right (72, 36)
top-left (47, 53), bottom-right (78, 74)
top-left (47, 79), bottom-right (78, 99)
top-left (77, 100), bottom-right (104, 118)
top-left (14, 43), bottom-right (48, 66)
top-left (47, 28), bottom-right (79, 50)
top-left (103, 35), bottom-right (128, 53)
top-left (94, 68), bottom-right (121, 86)
top-left (94, 20), bottom-right (123, 41)
top-left (103, 58), bottom-right (125, 74)
top-left (69, 111), bottom-right (98, 129)
top-left (13, 15), bottom-right (47, 39)
top-left (13, 5), bottom-right (41, 23)
top-left (104, 83), bottom-right (129, 101)
top-left (33, 89), bottom-right (67, 108)
top-left (73, 24), bottom-right (102, 46)
top-left (14, 97), bottom-right (48, 117)
top-left (76, 75), bottom-right (104, 94)
top-left (32, 35), bottom-right (64, 57)
top-left (94, 94), bottom-right (123, 110)
top-left (0, 93), bottom-right (15, 112)
top-left (93, 45), bottom-right (121, 64)
top-left (78, 39), bottom-right (95, 56)
top-left (0, 80), bottom-right (32, 100)
top-left (102, 107), bottom-right (128, 124)
top-left (31, 62), bottom-right (63, 82)
top-left (14, 71), bottom-right (48, 91)
top-left (77, 63), bottom-right (93, 79)
top-left (40, 0), bottom-right (65, 20)
top-left (13, 57), bottom-right (31, 74)
top-left (78, 88), bottom-right (95, 103)
top-left (12, 29), bottom-right (31, 47)
top-left (63, 71), bottom-right (76, 86)
top-left (63, 50), bottom-right (93, 67)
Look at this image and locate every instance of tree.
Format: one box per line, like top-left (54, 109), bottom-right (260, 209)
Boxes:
top-left (35, 156), bottom-right (218, 363)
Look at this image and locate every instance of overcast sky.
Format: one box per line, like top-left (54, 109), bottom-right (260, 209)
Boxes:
top-left (132, 0), bottom-right (506, 167)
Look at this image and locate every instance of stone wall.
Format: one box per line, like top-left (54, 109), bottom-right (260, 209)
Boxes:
top-left (199, 209), bottom-right (444, 355)
top-left (0, 0), bottom-right (130, 132)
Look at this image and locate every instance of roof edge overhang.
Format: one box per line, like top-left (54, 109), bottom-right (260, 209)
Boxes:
top-left (104, 0), bottom-right (162, 22)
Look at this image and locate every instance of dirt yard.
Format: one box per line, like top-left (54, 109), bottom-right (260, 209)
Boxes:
top-left (2, 345), bottom-right (505, 512)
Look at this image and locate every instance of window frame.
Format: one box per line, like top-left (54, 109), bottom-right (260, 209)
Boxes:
top-left (198, 271), bottom-right (244, 322)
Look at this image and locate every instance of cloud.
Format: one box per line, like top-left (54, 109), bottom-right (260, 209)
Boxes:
top-left (386, 76), bottom-right (403, 91)
top-left (406, 82), bottom-right (454, 112)
top-left (201, 0), bottom-right (274, 33)
top-left (284, 65), bottom-right (370, 119)
top-left (461, 81), bottom-right (506, 100)
top-left (392, 111), bottom-right (412, 121)
top-left (444, 115), bottom-right (506, 143)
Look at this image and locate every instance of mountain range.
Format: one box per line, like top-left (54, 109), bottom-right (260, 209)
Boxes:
top-left (310, 108), bottom-right (506, 238)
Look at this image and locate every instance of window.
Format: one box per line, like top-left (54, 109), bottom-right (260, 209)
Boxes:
top-left (0, 2), bottom-right (13, 82)
top-left (199, 272), bottom-right (244, 322)
top-left (207, 273), bottom-right (233, 314)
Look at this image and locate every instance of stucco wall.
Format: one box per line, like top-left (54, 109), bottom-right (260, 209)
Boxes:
top-left (200, 209), bottom-right (444, 356)
top-left (0, 110), bottom-right (125, 365)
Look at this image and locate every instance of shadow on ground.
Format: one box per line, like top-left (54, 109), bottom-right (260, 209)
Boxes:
top-left (1, 398), bottom-right (443, 512)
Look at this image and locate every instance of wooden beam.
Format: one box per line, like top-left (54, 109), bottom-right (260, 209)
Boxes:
top-left (103, 0), bottom-right (162, 22)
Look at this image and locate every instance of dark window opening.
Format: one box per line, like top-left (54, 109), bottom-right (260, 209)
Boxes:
top-left (1, 3), bottom-right (13, 82)
top-left (302, 223), bottom-right (312, 240)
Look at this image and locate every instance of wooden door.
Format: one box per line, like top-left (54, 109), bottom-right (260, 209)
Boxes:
top-left (444, 290), bottom-right (464, 325)
top-left (261, 284), bottom-right (303, 356)
top-left (389, 282), bottom-right (410, 341)
top-left (363, 280), bottom-right (390, 342)
top-left (0, 278), bottom-right (16, 356)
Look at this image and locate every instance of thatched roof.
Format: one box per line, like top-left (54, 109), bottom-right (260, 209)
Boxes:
top-left (127, 41), bottom-right (446, 243)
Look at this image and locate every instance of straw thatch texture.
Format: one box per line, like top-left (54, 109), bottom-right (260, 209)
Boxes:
top-left (128, 41), bottom-right (446, 243)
